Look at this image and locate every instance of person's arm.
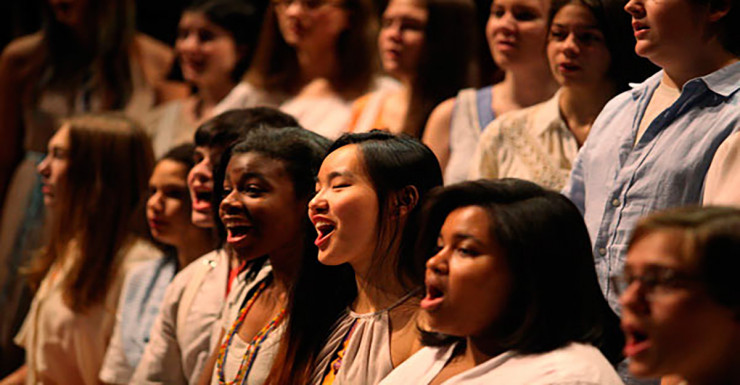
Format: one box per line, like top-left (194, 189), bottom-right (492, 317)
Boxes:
top-left (131, 280), bottom-right (188, 385)
top-left (703, 131), bottom-right (740, 206)
top-left (563, 147), bottom-right (587, 215)
top-left (423, 98), bottom-right (455, 171)
top-left (0, 365), bottom-right (27, 385)
top-left (0, 36), bottom-right (35, 216)
top-left (468, 120), bottom-right (502, 181)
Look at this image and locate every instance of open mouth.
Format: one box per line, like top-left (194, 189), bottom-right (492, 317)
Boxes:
top-left (623, 325), bottom-right (652, 357)
top-left (420, 280), bottom-right (445, 311)
top-left (314, 221), bottom-right (336, 248)
top-left (559, 63), bottom-right (580, 72)
top-left (225, 223), bottom-right (252, 244)
top-left (192, 190), bottom-right (213, 211)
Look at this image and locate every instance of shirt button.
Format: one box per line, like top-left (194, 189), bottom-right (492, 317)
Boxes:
top-left (611, 198), bottom-right (620, 207)
top-left (598, 247), bottom-right (607, 256)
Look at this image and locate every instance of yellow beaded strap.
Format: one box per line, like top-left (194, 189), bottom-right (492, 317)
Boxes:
top-left (216, 281), bottom-right (287, 385)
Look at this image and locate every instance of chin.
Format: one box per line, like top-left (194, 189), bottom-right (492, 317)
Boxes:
top-left (191, 212), bottom-right (214, 228)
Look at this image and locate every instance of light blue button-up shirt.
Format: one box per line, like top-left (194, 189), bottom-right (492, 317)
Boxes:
top-left (564, 61), bottom-right (740, 312)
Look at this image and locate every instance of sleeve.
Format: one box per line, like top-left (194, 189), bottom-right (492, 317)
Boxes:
top-left (130, 278), bottom-right (188, 385)
top-left (99, 289), bottom-right (134, 384)
top-left (469, 121), bottom-right (501, 180)
top-left (703, 131), bottom-right (740, 207)
top-left (562, 147), bottom-right (586, 215)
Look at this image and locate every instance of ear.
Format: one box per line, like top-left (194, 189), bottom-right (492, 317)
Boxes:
top-left (707, 0), bottom-right (730, 22)
top-left (392, 186), bottom-right (420, 218)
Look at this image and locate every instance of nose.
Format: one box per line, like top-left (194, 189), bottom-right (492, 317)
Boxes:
top-left (426, 247), bottom-right (449, 276)
top-left (385, 20), bottom-right (403, 43)
top-left (494, 11), bottom-right (517, 37)
top-left (308, 189), bottom-right (328, 215)
top-left (619, 280), bottom-right (650, 315)
top-left (37, 156), bottom-right (51, 178)
top-left (177, 31), bottom-right (199, 54)
top-left (562, 33), bottom-right (580, 57)
top-left (283, 0), bottom-right (305, 17)
top-left (188, 162), bottom-right (211, 185)
top-left (624, 0), bottom-right (644, 18)
top-left (147, 191), bottom-right (165, 214)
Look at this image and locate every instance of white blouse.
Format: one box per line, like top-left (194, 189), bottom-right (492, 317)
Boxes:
top-left (379, 342), bottom-right (624, 385)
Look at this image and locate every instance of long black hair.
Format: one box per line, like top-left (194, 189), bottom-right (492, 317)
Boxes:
top-left (265, 130), bottom-right (443, 384)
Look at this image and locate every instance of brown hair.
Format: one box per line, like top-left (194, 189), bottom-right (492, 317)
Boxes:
top-left (403, 0), bottom-right (479, 136)
top-left (27, 113), bottom-right (154, 312)
top-left (27, 0), bottom-right (138, 111)
top-left (628, 206), bottom-right (740, 314)
top-left (246, 0), bottom-right (378, 98)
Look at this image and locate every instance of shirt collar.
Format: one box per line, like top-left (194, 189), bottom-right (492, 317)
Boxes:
top-left (533, 91), bottom-right (566, 137)
top-left (630, 61), bottom-right (740, 99)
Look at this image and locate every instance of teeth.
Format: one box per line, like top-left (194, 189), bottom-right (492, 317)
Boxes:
top-left (314, 221), bottom-right (335, 235)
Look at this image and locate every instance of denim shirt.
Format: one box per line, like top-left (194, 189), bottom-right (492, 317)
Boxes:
top-left (564, 62), bottom-right (740, 312)
top-left (100, 256), bottom-right (177, 383)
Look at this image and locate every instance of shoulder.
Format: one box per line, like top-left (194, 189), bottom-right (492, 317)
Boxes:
top-left (170, 249), bottom-right (223, 288)
top-left (0, 32), bottom-right (44, 76)
top-left (512, 343), bottom-right (623, 385)
top-left (1, 32), bottom-right (44, 63)
top-left (425, 98), bottom-right (457, 134)
top-left (379, 345), bottom-right (454, 385)
top-left (132, 33), bottom-right (175, 73)
top-left (478, 104), bottom-right (533, 144)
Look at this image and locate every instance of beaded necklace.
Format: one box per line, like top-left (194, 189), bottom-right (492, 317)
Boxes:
top-left (216, 280), bottom-right (287, 385)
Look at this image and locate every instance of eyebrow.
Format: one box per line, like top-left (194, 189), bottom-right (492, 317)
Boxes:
top-left (325, 170), bottom-right (355, 182)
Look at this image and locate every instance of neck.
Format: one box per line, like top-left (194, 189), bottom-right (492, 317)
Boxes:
top-left (265, 241), bottom-right (304, 295)
top-left (559, 82), bottom-right (616, 145)
top-left (661, 47), bottom-right (738, 90)
top-left (498, 68), bottom-right (559, 111)
top-left (464, 335), bottom-right (505, 366)
top-left (297, 46), bottom-right (338, 85)
top-left (196, 79), bottom-right (236, 117)
top-left (174, 229), bottom-right (215, 270)
top-left (685, 339), bottom-right (740, 385)
top-left (351, 247), bottom-right (409, 313)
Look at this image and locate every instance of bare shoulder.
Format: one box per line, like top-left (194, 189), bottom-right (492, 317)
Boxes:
top-left (133, 33), bottom-right (175, 71)
top-left (1, 32), bottom-right (44, 70)
top-left (424, 98), bottom-right (456, 138)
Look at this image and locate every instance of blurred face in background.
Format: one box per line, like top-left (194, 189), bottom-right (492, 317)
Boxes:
top-left (274, 0), bottom-right (349, 52)
top-left (378, 0), bottom-right (429, 81)
top-left (547, 3), bottom-right (611, 87)
top-left (47, 0), bottom-right (89, 28)
top-left (619, 230), bottom-right (739, 381)
top-left (187, 145), bottom-right (223, 228)
top-left (147, 159), bottom-right (193, 246)
top-left (38, 125), bottom-right (71, 208)
top-left (176, 11), bottom-right (240, 88)
top-left (486, 0), bottom-right (550, 70)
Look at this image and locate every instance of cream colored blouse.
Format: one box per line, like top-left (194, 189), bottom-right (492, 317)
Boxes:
top-left (14, 239), bottom-right (158, 385)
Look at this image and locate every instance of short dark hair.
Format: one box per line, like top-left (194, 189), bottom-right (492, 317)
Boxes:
top-left (415, 179), bottom-right (624, 364)
top-left (629, 206), bottom-right (740, 316)
top-left (212, 126), bottom-right (328, 241)
top-left (327, 130), bottom-right (444, 287)
top-left (160, 143), bottom-right (196, 169)
top-left (548, 0), bottom-right (657, 91)
top-left (193, 107), bottom-right (299, 149)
